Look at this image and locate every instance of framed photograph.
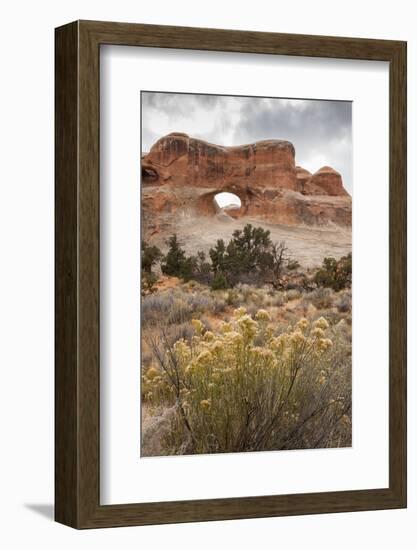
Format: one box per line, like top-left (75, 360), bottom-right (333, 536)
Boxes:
top-left (55, 20), bottom-right (406, 528)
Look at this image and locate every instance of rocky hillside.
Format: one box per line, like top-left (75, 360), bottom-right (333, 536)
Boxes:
top-left (141, 132), bottom-right (351, 247)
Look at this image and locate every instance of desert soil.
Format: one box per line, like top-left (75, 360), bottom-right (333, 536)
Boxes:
top-left (150, 212), bottom-right (351, 268)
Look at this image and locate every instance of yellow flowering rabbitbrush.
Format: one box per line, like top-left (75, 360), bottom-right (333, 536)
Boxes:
top-left (141, 306), bottom-right (351, 455)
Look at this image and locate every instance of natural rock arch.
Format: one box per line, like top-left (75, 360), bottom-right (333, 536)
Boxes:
top-left (141, 133), bottom-right (351, 239)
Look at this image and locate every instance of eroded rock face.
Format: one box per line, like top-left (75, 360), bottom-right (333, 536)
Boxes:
top-left (141, 133), bottom-right (351, 239)
top-left (295, 166), bottom-right (313, 190)
top-left (142, 132), bottom-right (298, 190)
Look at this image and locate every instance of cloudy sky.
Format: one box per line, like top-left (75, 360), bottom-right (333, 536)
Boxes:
top-left (141, 92), bottom-right (352, 194)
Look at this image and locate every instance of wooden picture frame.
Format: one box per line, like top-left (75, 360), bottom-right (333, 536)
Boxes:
top-left (55, 20), bottom-right (407, 528)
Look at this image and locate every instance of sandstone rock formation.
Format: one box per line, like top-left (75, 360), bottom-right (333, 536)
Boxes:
top-left (141, 132), bottom-right (351, 239)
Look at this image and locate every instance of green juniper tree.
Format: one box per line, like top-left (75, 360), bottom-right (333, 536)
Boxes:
top-left (141, 240), bottom-right (162, 273)
top-left (314, 253), bottom-right (352, 290)
top-left (161, 234), bottom-right (196, 281)
top-left (208, 224), bottom-right (290, 287)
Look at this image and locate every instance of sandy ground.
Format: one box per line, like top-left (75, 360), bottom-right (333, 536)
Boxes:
top-left (151, 214), bottom-right (351, 268)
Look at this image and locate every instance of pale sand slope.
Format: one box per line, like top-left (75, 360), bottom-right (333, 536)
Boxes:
top-left (150, 213), bottom-right (351, 269)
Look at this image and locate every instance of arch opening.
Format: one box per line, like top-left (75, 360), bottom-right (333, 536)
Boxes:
top-left (142, 166), bottom-right (159, 183)
top-left (214, 192), bottom-right (242, 212)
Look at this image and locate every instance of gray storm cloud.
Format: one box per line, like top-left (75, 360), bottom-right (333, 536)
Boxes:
top-left (141, 92), bottom-right (352, 194)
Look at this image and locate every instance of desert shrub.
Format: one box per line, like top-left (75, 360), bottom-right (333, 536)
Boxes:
top-left (211, 293), bottom-right (228, 314)
top-left (210, 283), bottom-right (286, 311)
top-left (142, 289), bottom-right (215, 326)
top-left (142, 292), bottom-right (174, 325)
top-left (185, 280), bottom-right (199, 290)
top-left (211, 272), bottom-right (228, 290)
top-left (286, 289), bottom-right (301, 301)
top-left (336, 290), bottom-right (352, 313)
top-left (167, 293), bottom-right (214, 325)
top-left (141, 405), bottom-right (176, 457)
top-left (333, 318), bottom-right (352, 345)
top-left (144, 309), bottom-right (351, 455)
top-left (287, 259), bottom-right (300, 271)
top-left (141, 270), bottom-right (158, 295)
top-left (270, 291), bottom-right (286, 307)
top-left (142, 240), bottom-right (162, 273)
top-left (141, 348), bottom-right (154, 369)
top-left (235, 283), bottom-right (253, 301)
top-left (314, 253), bottom-right (352, 291)
top-left (313, 308), bottom-right (344, 327)
top-left (166, 298), bottom-right (196, 325)
top-left (141, 241), bottom-right (163, 293)
top-left (235, 270), bottom-right (270, 286)
top-left (184, 292), bottom-right (214, 311)
top-left (307, 287), bottom-right (334, 309)
top-left (166, 322), bottom-right (195, 344)
top-left (246, 303), bottom-right (260, 319)
top-left (198, 316), bottom-right (214, 332)
top-left (225, 288), bottom-right (241, 307)
top-left (249, 289), bottom-right (267, 307)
